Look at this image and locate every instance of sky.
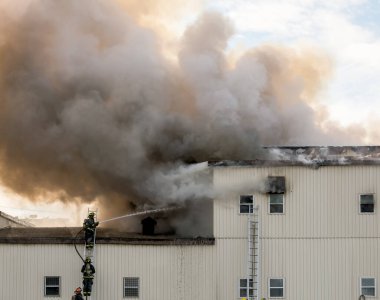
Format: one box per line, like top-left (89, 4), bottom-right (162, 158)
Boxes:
top-left (205, 0), bottom-right (380, 125)
top-left (0, 0), bottom-right (379, 222)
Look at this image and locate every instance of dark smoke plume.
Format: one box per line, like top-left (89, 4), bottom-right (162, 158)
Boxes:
top-left (0, 1), bottom-right (368, 231)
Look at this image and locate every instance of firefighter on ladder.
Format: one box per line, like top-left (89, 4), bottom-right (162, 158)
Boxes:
top-left (81, 257), bottom-right (96, 296)
top-left (83, 212), bottom-right (99, 249)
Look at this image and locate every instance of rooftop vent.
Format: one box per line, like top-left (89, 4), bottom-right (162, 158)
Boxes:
top-left (141, 217), bottom-right (157, 235)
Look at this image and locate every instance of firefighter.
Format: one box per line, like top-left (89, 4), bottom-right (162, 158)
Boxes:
top-left (72, 287), bottom-right (84, 300)
top-left (83, 212), bottom-right (99, 249)
top-left (81, 257), bottom-right (96, 296)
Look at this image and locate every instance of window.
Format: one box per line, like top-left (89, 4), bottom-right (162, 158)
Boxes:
top-left (240, 195), bottom-right (253, 214)
top-left (360, 194), bottom-right (375, 213)
top-left (267, 176), bottom-right (286, 193)
top-left (361, 277), bottom-right (376, 297)
top-left (239, 278), bottom-right (254, 298)
top-left (269, 194), bottom-right (284, 214)
top-left (124, 277), bottom-right (139, 298)
top-left (269, 278), bottom-right (284, 298)
top-left (44, 276), bottom-right (60, 297)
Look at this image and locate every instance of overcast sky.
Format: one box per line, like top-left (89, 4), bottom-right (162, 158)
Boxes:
top-left (203, 0), bottom-right (380, 125)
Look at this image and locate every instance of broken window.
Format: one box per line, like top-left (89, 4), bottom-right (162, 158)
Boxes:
top-left (44, 276), bottom-right (60, 297)
top-left (361, 277), bottom-right (376, 297)
top-left (124, 277), bottom-right (139, 298)
top-left (240, 195), bottom-right (253, 214)
top-left (267, 176), bottom-right (286, 194)
top-left (269, 194), bottom-right (284, 214)
top-left (360, 194), bottom-right (375, 213)
top-left (266, 176), bottom-right (285, 214)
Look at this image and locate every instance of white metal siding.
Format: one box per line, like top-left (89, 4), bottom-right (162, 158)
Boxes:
top-left (2, 164), bottom-right (380, 300)
top-left (215, 239), bottom-right (248, 299)
top-left (214, 165), bottom-right (380, 238)
top-left (260, 238), bottom-right (380, 299)
top-left (0, 244), bottom-right (215, 300)
top-left (213, 165), bottom-right (380, 299)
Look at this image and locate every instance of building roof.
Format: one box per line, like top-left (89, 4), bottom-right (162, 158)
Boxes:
top-left (0, 227), bottom-right (214, 245)
top-left (0, 211), bottom-right (35, 228)
top-left (209, 146), bottom-right (380, 168)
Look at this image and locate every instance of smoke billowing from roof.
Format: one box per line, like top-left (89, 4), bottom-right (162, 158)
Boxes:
top-left (0, 1), bottom-right (372, 226)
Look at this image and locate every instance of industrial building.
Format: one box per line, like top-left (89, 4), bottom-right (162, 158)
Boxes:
top-left (0, 210), bottom-right (34, 228)
top-left (0, 146), bottom-right (379, 300)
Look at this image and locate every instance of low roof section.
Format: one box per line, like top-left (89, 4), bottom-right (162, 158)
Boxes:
top-left (0, 227), bottom-right (214, 245)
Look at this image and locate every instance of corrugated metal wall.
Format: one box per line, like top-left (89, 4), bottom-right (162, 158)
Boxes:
top-left (213, 165), bottom-right (380, 299)
top-left (0, 244), bottom-right (215, 300)
top-left (1, 164), bottom-right (379, 300)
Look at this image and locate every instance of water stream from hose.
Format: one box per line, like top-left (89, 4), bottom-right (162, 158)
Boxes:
top-left (99, 206), bottom-right (182, 224)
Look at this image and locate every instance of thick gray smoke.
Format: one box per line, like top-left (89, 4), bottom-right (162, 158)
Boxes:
top-left (0, 1), bottom-right (366, 232)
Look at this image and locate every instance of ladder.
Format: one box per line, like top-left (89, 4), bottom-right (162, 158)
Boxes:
top-left (83, 208), bottom-right (98, 300)
top-left (247, 204), bottom-right (260, 300)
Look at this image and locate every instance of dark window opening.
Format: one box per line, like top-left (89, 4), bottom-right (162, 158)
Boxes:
top-left (239, 278), bottom-right (254, 298)
top-left (360, 194), bottom-right (375, 213)
top-left (240, 195), bottom-right (253, 214)
top-left (361, 277), bottom-right (376, 296)
top-left (44, 276), bottom-right (60, 297)
top-left (267, 176), bottom-right (286, 194)
top-left (269, 278), bottom-right (284, 298)
top-left (124, 277), bottom-right (139, 298)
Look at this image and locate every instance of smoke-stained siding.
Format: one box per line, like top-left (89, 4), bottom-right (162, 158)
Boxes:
top-left (214, 165), bottom-right (380, 238)
top-left (213, 164), bottom-right (380, 299)
top-left (0, 244), bottom-right (215, 300)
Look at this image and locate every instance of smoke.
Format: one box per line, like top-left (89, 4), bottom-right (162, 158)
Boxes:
top-left (0, 1), bottom-right (372, 232)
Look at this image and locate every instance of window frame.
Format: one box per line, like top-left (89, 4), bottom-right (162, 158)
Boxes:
top-left (238, 278), bottom-right (254, 299)
top-left (44, 276), bottom-right (61, 297)
top-left (239, 195), bottom-right (254, 214)
top-left (360, 277), bottom-right (376, 297)
top-left (359, 193), bottom-right (375, 214)
top-left (268, 194), bottom-right (285, 215)
top-left (123, 277), bottom-right (140, 298)
top-left (268, 277), bottom-right (285, 299)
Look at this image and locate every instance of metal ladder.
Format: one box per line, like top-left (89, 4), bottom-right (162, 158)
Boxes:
top-left (247, 204), bottom-right (260, 300)
top-left (83, 208), bottom-right (98, 300)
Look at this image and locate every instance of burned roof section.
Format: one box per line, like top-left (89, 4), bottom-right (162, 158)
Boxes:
top-left (209, 146), bottom-right (380, 167)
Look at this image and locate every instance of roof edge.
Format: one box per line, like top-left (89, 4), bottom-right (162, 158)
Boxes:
top-left (208, 159), bottom-right (380, 168)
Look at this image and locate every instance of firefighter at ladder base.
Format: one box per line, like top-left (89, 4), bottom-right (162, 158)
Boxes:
top-left (83, 212), bottom-right (99, 249)
top-left (81, 257), bottom-right (96, 296)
